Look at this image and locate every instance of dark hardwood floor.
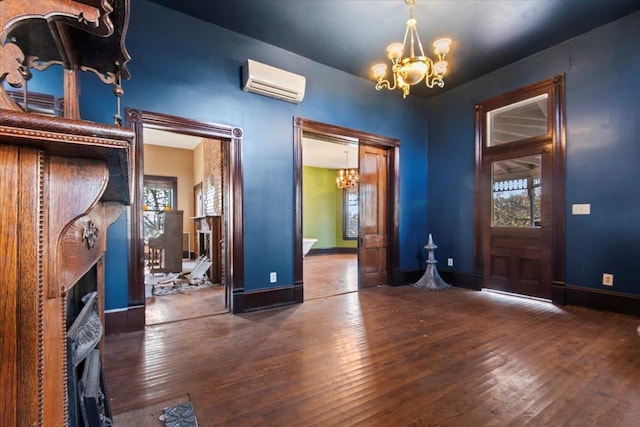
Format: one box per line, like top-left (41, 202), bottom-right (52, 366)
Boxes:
top-left (105, 286), bottom-right (640, 426)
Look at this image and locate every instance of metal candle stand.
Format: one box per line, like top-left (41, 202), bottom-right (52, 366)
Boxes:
top-left (412, 233), bottom-right (450, 291)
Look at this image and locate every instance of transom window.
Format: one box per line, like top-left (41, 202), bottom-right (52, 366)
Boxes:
top-left (487, 93), bottom-right (548, 146)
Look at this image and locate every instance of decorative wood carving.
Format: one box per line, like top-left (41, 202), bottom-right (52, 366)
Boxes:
top-left (1, 1), bottom-right (132, 424)
top-left (0, 109), bottom-right (132, 202)
top-left (0, 0), bottom-right (131, 117)
top-left (83, 220), bottom-right (99, 250)
top-left (0, 110), bottom-right (132, 426)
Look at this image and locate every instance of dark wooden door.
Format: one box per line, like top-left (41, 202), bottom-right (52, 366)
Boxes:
top-left (482, 149), bottom-right (553, 299)
top-left (358, 144), bottom-right (388, 288)
top-left (475, 76), bottom-right (566, 300)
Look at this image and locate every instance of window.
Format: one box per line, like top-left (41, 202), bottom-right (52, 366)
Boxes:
top-left (143, 175), bottom-right (177, 240)
top-left (487, 94), bottom-right (548, 146)
top-left (343, 186), bottom-right (358, 240)
top-left (491, 155), bottom-right (541, 227)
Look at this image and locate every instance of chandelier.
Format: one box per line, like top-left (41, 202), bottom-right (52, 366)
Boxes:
top-left (336, 150), bottom-right (359, 189)
top-left (372, 0), bottom-right (451, 98)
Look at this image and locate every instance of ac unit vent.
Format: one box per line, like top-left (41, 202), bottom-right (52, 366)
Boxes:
top-left (242, 59), bottom-right (306, 104)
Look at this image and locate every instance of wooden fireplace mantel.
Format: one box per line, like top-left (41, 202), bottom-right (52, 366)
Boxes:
top-left (0, 1), bottom-right (133, 424)
top-left (0, 109), bottom-right (133, 426)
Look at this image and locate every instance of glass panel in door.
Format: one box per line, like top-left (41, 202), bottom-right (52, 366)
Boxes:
top-left (491, 154), bottom-right (542, 228)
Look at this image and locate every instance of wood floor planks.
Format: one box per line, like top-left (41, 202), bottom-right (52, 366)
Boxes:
top-left (105, 286), bottom-right (640, 426)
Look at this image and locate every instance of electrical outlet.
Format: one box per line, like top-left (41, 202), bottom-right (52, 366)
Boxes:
top-left (447, 258), bottom-right (454, 267)
top-left (602, 273), bottom-right (613, 286)
top-left (270, 272), bottom-right (277, 283)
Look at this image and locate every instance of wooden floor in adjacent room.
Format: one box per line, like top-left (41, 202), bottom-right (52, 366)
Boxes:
top-left (105, 286), bottom-right (640, 426)
top-left (145, 285), bottom-right (227, 325)
top-left (303, 253), bottom-right (357, 300)
top-left (145, 253), bottom-right (356, 325)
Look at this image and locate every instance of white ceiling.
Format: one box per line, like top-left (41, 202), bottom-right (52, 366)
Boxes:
top-left (144, 126), bottom-right (359, 169)
top-left (303, 136), bottom-right (358, 169)
top-left (143, 127), bottom-right (203, 150)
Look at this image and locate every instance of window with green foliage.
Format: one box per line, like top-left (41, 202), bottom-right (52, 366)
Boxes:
top-left (491, 155), bottom-right (541, 227)
top-left (143, 175), bottom-right (177, 240)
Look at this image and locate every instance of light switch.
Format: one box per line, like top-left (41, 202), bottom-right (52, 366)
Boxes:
top-left (572, 204), bottom-right (591, 215)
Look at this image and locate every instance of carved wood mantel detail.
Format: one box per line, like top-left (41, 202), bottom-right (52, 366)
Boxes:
top-left (0, 0), bottom-right (131, 118)
top-left (1, 1), bottom-right (132, 425)
top-left (0, 111), bottom-right (133, 426)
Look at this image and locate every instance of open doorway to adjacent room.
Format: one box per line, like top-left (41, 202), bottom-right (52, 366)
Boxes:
top-left (127, 109), bottom-right (244, 326)
top-left (294, 118), bottom-right (399, 300)
top-left (141, 129), bottom-right (227, 324)
top-left (301, 134), bottom-right (359, 299)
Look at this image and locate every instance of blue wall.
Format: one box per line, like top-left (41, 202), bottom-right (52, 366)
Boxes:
top-left (426, 12), bottom-right (640, 295)
top-left (76, 0), bottom-right (429, 309)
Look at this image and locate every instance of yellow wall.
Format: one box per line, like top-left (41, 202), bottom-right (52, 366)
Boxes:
top-left (144, 144), bottom-right (194, 251)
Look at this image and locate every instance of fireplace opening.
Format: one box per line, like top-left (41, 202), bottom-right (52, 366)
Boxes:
top-left (198, 230), bottom-right (211, 258)
top-left (65, 266), bottom-right (112, 426)
top-left (65, 266), bottom-right (96, 328)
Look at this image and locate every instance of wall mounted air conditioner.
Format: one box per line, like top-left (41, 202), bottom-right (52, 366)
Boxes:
top-left (242, 59), bottom-right (306, 104)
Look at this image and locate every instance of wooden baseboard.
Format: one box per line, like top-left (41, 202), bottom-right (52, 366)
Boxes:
top-left (552, 283), bottom-right (640, 316)
top-left (105, 305), bottom-right (144, 335)
top-left (439, 270), bottom-right (483, 290)
top-left (233, 284), bottom-right (303, 313)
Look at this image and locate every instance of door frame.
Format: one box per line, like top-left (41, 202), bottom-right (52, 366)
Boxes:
top-left (473, 75), bottom-right (566, 293)
top-left (293, 117), bottom-right (399, 296)
top-left (126, 109), bottom-right (244, 326)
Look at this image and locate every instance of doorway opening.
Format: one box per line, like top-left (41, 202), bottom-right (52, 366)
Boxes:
top-left (301, 134), bottom-right (359, 299)
top-left (126, 109), bottom-right (244, 327)
top-left (294, 117), bottom-right (399, 299)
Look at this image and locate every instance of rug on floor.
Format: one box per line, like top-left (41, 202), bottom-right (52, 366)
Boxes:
top-left (112, 395), bottom-right (191, 427)
top-left (162, 401), bottom-right (198, 427)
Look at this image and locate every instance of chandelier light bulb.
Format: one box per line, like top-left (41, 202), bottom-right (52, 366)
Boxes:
top-left (433, 60), bottom-right (448, 76)
top-left (372, 63), bottom-right (388, 79)
top-left (433, 38), bottom-right (452, 56)
top-left (386, 43), bottom-right (404, 61)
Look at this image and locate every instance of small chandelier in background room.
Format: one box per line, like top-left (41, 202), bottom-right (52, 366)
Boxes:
top-left (372, 0), bottom-right (451, 98)
top-left (336, 150), bottom-right (359, 189)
